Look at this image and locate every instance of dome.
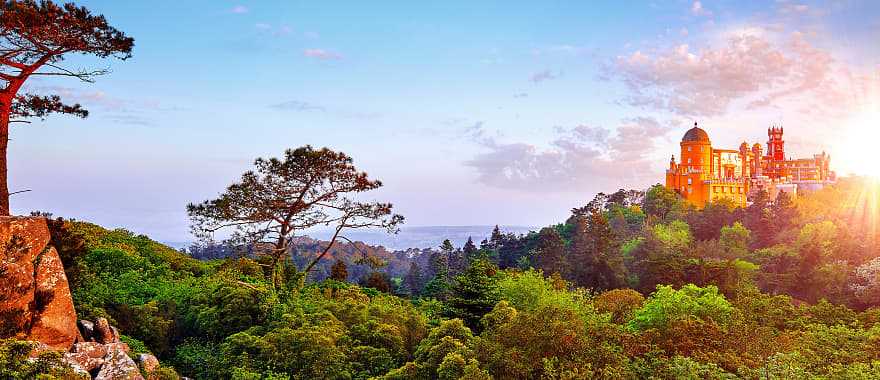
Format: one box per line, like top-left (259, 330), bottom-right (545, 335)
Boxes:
top-left (682, 123), bottom-right (709, 142)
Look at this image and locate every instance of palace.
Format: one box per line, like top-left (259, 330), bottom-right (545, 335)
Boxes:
top-left (665, 123), bottom-right (834, 208)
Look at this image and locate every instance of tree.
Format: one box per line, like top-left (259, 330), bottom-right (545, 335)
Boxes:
top-left (187, 146), bottom-right (403, 292)
top-left (462, 236), bottom-right (478, 263)
top-left (719, 222), bottom-right (751, 259)
top-left (0, 1), bottom-right (134, 215)
top-left (361, 271), bottom-right (392, 293)
top-left (445, 259), bottom-right (500, 331)
top-left (403, 262), bottom-right (424, 297)
top-left (534, 227), bottom-right (567, 278)
top-left (330, 259), bottom-right (348, 281)
top-left (425, 241), bottom-right (453, 300)
top-left (642, 184), bottom-right (682, 220)
top-left (628, 284), bottom-right (734, 331)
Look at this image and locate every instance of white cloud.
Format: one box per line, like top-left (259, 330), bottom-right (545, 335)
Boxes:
top-left (230, 5), bottom-right (248, 14)
top-left (303, 48), bottom-right (343, 60)
top-left (691, 1), bottom-right (712, 17)
top-left (464, 118), bottom-right (668, 192)
top-left (610, 32), bottom-right (856, 118)
top-left (530, 69), bottom-right (561, 83)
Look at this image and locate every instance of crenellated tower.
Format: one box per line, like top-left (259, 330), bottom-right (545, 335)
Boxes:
top-left (767, 126), bottom-right (785, 162)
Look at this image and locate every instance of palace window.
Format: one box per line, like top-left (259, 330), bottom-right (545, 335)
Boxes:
top-left (687, 146), bottom-right (692, 152)
top-left (688, 158), bottom-right (692, 164)
top-left (687, 178), bottom-right (692, 185)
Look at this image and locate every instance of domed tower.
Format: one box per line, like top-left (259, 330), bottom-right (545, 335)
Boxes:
top-left (680, 122), bottom-right (712, 180)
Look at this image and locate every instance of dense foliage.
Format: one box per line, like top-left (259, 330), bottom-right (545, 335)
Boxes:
top-left (34, 177), bottom-right (880, 378)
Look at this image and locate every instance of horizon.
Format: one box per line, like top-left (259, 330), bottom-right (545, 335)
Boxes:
top-left (8, 0), bottom-right (880, 241)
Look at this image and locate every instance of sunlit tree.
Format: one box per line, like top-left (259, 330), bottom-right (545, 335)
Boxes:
top-left (0, 0), bottom-right (134, 214)
top-left (188, 146), bottom-right (403, 291)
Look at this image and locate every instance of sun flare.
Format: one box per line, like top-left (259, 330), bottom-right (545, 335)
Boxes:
top-left (841, 107), bottom-right (880, 177)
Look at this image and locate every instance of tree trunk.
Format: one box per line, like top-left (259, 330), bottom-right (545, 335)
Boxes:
top-left (0, 107), bottom-right (9, 216)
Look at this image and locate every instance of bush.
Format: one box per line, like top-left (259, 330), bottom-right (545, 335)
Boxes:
top-left (629, 284), bottom-right (733, 331)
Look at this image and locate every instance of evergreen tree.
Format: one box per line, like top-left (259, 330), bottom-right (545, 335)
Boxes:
top-left (463, 236), bottom-right (478, 262)
top-left (587, 211), bottom-right (625, 290)
top-left (425, 241), bottom-right (453, 299)
top-left (445, 259), bottom-right (500, 332)
top-left (744, 190), bottom-right (774, 249)
top-left (403, 262), bottom-right (424, 297)
top-left (535, 227), bottom-right (568, 277)
top-left (569, 212), bottom-right (624, 290)
top-left (771, 191), bottom-right (798, 236)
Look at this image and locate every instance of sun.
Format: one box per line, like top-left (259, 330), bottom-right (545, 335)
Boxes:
top-left (840, 107), bottom-right (880, 178)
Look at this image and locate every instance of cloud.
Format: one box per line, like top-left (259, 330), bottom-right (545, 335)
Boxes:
top-left (610, 32), bottom-right (857, 118)
top-left (530, 69), bottom-right (560, 83)
top-left (104, 114), bottom-right (154, 126)
top-left (691, 1), bottom-right (712, 17)
top-left (230, 5), bottom-right (248, 14)
top-left (269, 100), bottom-right (380, 120)
top-left (531, 45), bottom-right (595, 57)
top-left (303, 48), bottom-right (343, 60)
top-left (464, 117), bottom-right (668, 192)
top-left (270, 100), bottom-right (325, 112)
top-left (513, 93), bottom-right (528, 98)
top-left (255, 23), bottom-right (294, 36)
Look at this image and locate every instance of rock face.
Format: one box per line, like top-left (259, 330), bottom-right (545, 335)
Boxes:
top-left (0, 217), bottom-right (78, 351)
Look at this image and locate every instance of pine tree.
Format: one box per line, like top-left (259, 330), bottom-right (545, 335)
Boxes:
top-left (463, 236), bottom-right (478, 263)
top-left (403, 262), bottom-right (424, 297)
top-left (425, 242), bottom-right (452, 300)
top-left (445, 259), bottom-right (500, 332)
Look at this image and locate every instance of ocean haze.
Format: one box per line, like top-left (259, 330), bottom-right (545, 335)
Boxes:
top-left (307, 225), bottom-right (536, 250)
top-left (163, 225), bottom-right (536, 252)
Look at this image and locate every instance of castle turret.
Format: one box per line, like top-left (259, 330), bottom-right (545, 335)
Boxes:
top-left (680, 122), bottom-right (712, 180)
top-left (767, 126), bottom-right (785, 162)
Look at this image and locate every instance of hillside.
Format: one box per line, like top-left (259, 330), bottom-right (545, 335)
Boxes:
top-left (2, 179), bottom-right (880, 379)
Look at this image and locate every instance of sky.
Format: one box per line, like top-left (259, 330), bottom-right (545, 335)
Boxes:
top-left (8, 0), bottom-right (880, 242)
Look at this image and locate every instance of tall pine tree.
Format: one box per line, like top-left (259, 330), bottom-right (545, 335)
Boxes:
top-left (445, 259), bottom-right (500, 332)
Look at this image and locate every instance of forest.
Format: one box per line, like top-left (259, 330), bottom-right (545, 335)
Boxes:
top-left (5, 177), bottom-right (880, 379)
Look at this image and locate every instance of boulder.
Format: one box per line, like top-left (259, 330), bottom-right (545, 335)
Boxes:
top-left (137, 353), bottom-right (160, 374)
top-left (105, 341), bottom-right (131, 354)
top-left (64, 351), bottom-right (105, 372)
top-left (0, 217), bottom-right (77, 351)
top-left (96, 343), bottom-right (144, 380)
top-left (73, 341), bottom-right (107, 358)
top-left (94, 317), bottom-right (119, 344)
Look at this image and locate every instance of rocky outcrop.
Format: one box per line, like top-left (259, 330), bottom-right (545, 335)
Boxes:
top-left (0, 216), bottom-right (78, 351)
top-left (55, 318), bottom-right (143, 379)
top-left (95, 343), bottom-right (144, 380)
top-left (1, 217), bottom-right (160, 379)
top-left (137, 353), bottom-right (160, 375)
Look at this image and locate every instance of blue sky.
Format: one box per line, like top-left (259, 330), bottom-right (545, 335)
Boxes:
top-left (9, 0), bottom-right (880, 241)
